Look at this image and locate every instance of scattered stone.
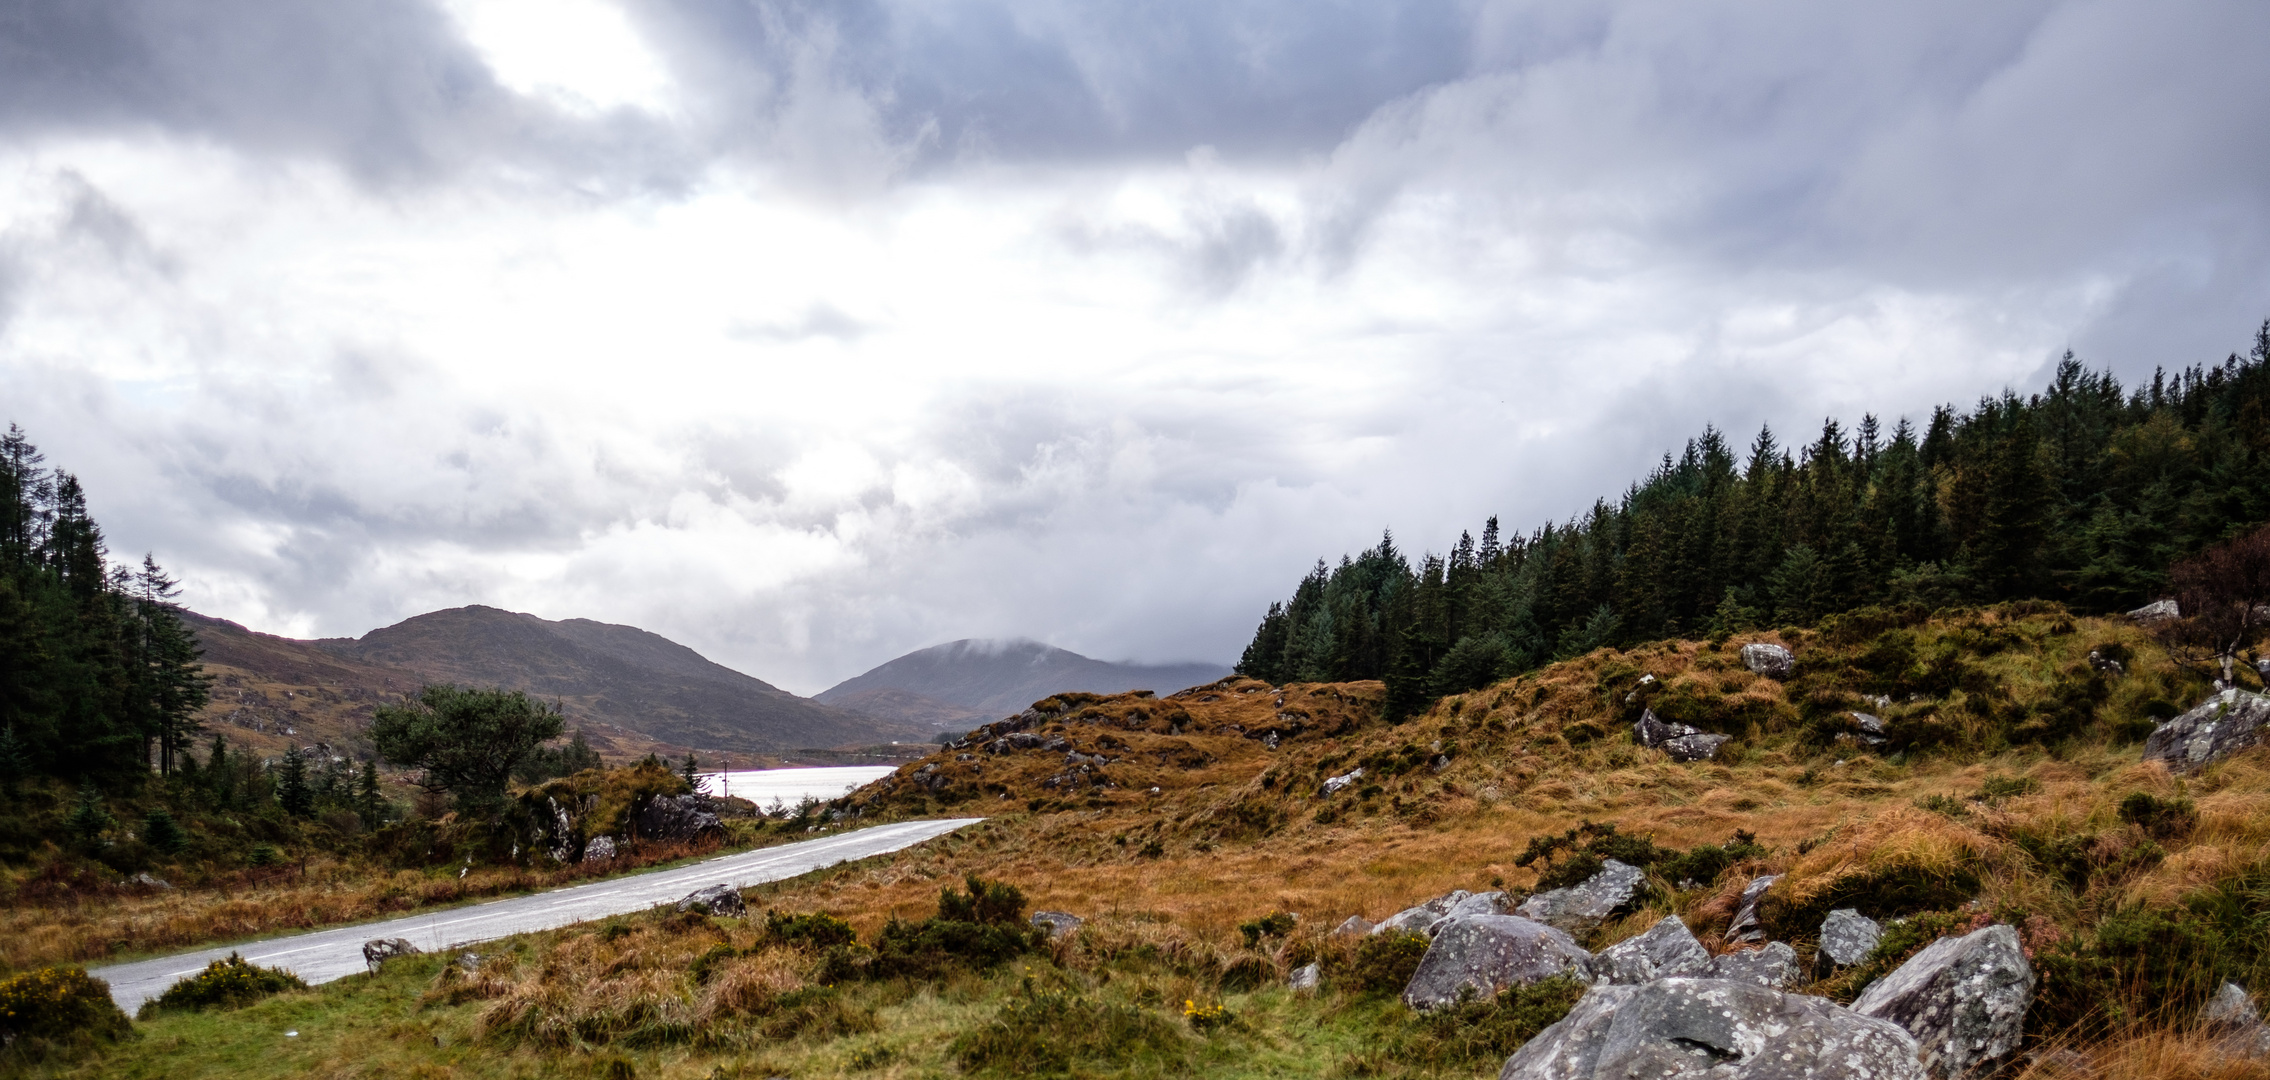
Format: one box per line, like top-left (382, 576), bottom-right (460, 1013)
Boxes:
top-left (1321, 767), bottom-right (1366, 796)
top-left (1587, 916), bottom-right (1710, 985)
top-left (582, 835), bottom-right (618, 862)
top-left (1662, 731), bottom-right (1730, 762)
top-left (1402, 915), bottom-right (1591, 1011)
top-left (2200, 982), bottom-right (2270, 1059)
top-left (1441, 891), bottom-right (1509, 923)
top-left (1739, 642), bottom-right (1795, 678)
top-left (1634, 709), bottom-right (1731, 761)
top-left (362, 938), bottom-right (421, 972)
top-left (2127, 598), bottom-right (2180, 622)
top-left (129, 872), bottom-right (172, 890)
top-left (1497, 978), bottom-right (1927, 1080)
top-left (635, 794), bottom-right (724, 843)
top-left (676, 884), bottom-right (748, 918)
top-left (1374, 890), bottom-right (1473, 936)
top-left (1633, 709), bottom-right (1680, 748)
top-left (1852, 924), bottom-right (2034, 1080)
top-left (1707, 943), bottom-right (1802, 989)
top-left (1849, 712), bottom-right (1890, 746)
top-left (1288, 962), bottom-right (1322, 993)
top-left (2143, 689), bottom-right (2270, 774)
top-left (1332, 915), bottom-right (1376, 937)
top-left (2088, 650), bottom-right (2125, 676)
top-left (1623, 674), bottom-right (1658, 704)
top-left (1821, 908), bottom-right (1884, 967)
top-left (1029, 910), bottom-right (1083, 938)
top-left (1515, 860), bottom-right (1646, 932)
top-left (1725, 874), bottom-right (1779, 943)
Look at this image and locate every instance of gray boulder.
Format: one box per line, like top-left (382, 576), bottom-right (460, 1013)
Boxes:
top-left (1634, 711), bottom-right (1732, 762)
top-left (1821, 908), bottom-right (1884, 967)
top-left (362, 938), bottom-right (421, 972)
top-left (1707, 943), bottom-right (1802, 989)
top-left (676, 884), bottom-right (747, 918)
top-left (1739, 643), bottom-right (1795, 679)
top-left (2201, 982), bottom-right (2270, 1059)
top-left (1030, 910), bottom-right (1083, 938)
top-left (1515, 860), bottom-right (1647, 932)
top-left (2128, 598), bottom-right (2180, 622)
top-left (1725, 874), bottom-right (1780, 943)
top-left (1498, 978), bottom-right (1927, 1080)
top-left (1321, 767), bottom-right (1365, 796)
top-left (1288, 962), bottom-right (1321, 993)
top-left (636, 794), bottom-right (724, 843)
top-left (1587, 916), bottom-right (1710, 985)
top-left (1442, 891), bottom-right (1510, 922)
top-left (581, 835), bottom-right (618, 862)
top-left (1402, 915), bottom-right (1591, 1011)
top-left (1373, 890), bottom-right (1472, 936)
top-left (1852, 924), bottom-right (2033, 1080)
top-left (1332, 915), bottom-right (1376, 937)
top-left (2143, 689), bottom-right (2270, 774)
top-left (1663, 731), bottom-right (1730, 762)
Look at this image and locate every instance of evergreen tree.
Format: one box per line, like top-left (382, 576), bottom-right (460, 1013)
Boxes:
top-left (0, 724), bottom-right (24, 796)
top-left (355, 760), bottom-right (387, 827)
top-left (278, 746), bottom-right (313, 817)
top-left (143, 805), bottom-right (187, 854)
top-left (65, 785), bottom-right (114, 847)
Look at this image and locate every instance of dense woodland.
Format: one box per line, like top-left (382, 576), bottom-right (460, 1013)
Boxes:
top-left (1239, 327), bottom-right (2270, 717)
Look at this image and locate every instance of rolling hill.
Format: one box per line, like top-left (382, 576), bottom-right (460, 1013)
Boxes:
top-left (814, 638), bottom-right (1230, 729)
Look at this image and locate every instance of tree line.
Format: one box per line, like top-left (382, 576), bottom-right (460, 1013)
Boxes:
top-left (1237, 325), bottom-right (2270, 718)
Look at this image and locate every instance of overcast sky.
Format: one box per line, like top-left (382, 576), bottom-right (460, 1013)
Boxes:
top-left (4, 0), bottom-right (2268, 693)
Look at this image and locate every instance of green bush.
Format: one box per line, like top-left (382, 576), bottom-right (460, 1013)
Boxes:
top-left (1400, 976), bottom-right (1585, 1070)
top-left (865, 875), bottom-right (1043, 979)
top-left (950, 990), bottom-right (1185, 1076)
top-left (139, 953), bottom-right (306, 1017)
top-left (142, 807), bottom-right (187, 855)
top-left (764, 909), bottom-right (857, 949)
top-left (1352, 931), bottom-right (1430, 995)
top-left (2117, 792), bottom-right (2198, 840)
top-left (247, 844), bottom-right (285, 867)
top-left (0, 965), bottom-right (133, 1052)
top-left (1238, 911), bottom-right (1296, 949)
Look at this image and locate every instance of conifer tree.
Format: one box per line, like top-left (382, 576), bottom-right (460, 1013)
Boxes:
top-left (278, 746), bottom-right (313, 817)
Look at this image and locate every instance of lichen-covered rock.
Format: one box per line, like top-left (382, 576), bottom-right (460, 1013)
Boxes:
top-left (1333, 915), bottom-right (1376, 937)
top-left (1373, 890), bottom-right (1472, 936)
top-left (2200, 982), bottom-right (2270, 1059)
top-left (1498, 978), bottom-right (1926, 1080)
top-left (1663, 731), bottom-right (1730, 762)
top-left (1725, 874), bottom-right (1780, 943)
top-left (581, 835), bottom-right (618, 862)
top-left (2128, 598), bottom-right (2179, 622)
top-left (1634, 712), bottom-right (1732, 761)
top-left (676, 884), bottom-right (747, 918)
top-left (2143, 689), bottom-right (2270, 774)
top-left (1516, 860), bottom-right (1646, 932)
top-left (1708, 942), bottom-right (1802, 989)
top-left (1852, 924), bottom-right (2033, 1080)
top-left (1442, 891), bottom-right (1509, 923)
top-left (363, 938), bottom-right (421, 971)
top-left (1739, 643), bottom-right (1794, 678)
top-left (1822, 908), bottom-right (1884, 967)
top-left (1402, 915), bottom-right (1590, 1011)
top-left (1288, 962), bottom-right (1321, 993)
top-left (1030, 910), bottom-right (1083, 938)
top-left (1321, 767), bottom-right (1366, 796)
top-left (1588, 916), bottom-right (1710, 985)
top-left (635, 794), bottom-right (724, 842)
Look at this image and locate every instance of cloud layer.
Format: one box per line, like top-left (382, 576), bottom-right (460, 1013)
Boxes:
top-left (3, 0), bottom-right (2266, 692)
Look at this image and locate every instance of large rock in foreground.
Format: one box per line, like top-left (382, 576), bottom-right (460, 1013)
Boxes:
top-left (1725, 873), bottom-right (1779, 943)
top-left (676, 883), bottom-right (747, 918)
top-left (1515, 860), bottom-right (1646, 932)
top-left (1403, 915), bottom-right (1590, 1011)
top-left (1821, 908), bottom-right (1884, 967)
top-left (1587, 916), bottom-right (1710, 986)
top-left (1852, 925), bottom-right (2033, 1080)
top-left (1708, 943), bottom-right (1802, 989)
top-left (636, 794), bottom-right (724, 842)
top-left (2143, 689), bottom-right (2270, 774)
top-left (1498, 978), bottom-right (1926, 1080)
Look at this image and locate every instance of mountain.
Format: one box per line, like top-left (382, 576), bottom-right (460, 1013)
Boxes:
top-left (310, 606), bottom-right (926, 755)
top-left (814, 638), bottom-right (1231, 726)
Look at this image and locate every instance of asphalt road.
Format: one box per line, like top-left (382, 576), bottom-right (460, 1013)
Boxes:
top-left (87, 817), bottom-right (983, 1012)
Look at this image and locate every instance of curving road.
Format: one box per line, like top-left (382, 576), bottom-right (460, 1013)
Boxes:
top-left (88, 817), bottom-right (982, 1012)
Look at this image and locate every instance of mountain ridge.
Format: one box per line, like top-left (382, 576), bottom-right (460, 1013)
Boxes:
top-left (815, 637), bottom-right (1230, 725)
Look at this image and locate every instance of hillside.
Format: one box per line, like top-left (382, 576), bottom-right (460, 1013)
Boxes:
top-left (313, 606), bottom-right (924, 756)
top-left (815, 637), bottom-right (1231, 727)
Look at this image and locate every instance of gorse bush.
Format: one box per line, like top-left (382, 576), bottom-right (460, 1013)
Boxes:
top-left (0, 965), bottom-right (132, 1048)
top-left (764, 909), bottom-right (856, 950)
top-left (140, 952), bottom-right (307, 1017)
top-left (1351, 931), bottom-right (1430, 995)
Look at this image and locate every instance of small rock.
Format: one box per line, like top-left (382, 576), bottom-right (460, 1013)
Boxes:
top-left (676, 884), bottom-right (748, 918)
top-left (1707, 942), bottom-right (1802, 989)
top-left (1402, 915), bottom-right (1590, 1011)
top-left (1662, 731), bottom-right (1730, 762)
top-left (1373, 890), bottom-right (1473, 936)
top-left (1853, 924), bottom-right (2034, 1080)
top-left (1739, 642), bottom-right (1795, 678)
top-left (1498, 978), bottom-right (1927, 1080)
top-left (2200, 982), bottom-right (2270, 1058)
top-left (1029, 910), bottom-right (1083, 938)
top-left (1587, 916), bottom-right (1710, 985)
top-left (1440, 891), bottom-right (1509, 923)
top-left (1633, 709), bottom-right (1732, 761)
top-left (1725, 874), bottom-right (1780, 943)
top-left (129, 872), bottom-right (173, 890)
top-left (1288, 962), bottom-right (1321, 992)
top-left (1332, 915), bottom-right (1376, 937)
top-left (2127, 598), bottom-right (2180, 622)
top-left (362, 938), bottom-right (421, 971)
top-left (2143, 689), bottom-right (2270, 775)
top-left (582, 835), bottom-right (618, 862)
top-left (1321, 767), bottom-right (1366, 796)
top-left (2088, 650), bottom-right (2125, 677)
top-left (1514, 860), bottom-right (1646, 932)
top-left (1850, 712), bottom-right (1889, 746)
top-left (1820, 908), bottom-right (1884, 967)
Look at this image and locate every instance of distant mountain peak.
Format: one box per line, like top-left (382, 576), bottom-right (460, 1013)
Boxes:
top-left (815, 638), bottom-right (1230, 725)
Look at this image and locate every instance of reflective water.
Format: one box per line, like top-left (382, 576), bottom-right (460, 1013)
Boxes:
top-left (696, 765), bottom-right (898, 809)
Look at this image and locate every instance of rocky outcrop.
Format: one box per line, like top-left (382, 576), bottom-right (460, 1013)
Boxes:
top-left (1587, 916), bottom-right (1710, 986)
top-left (1821, 908), bottom-right (1884, 967)
top-left (1739, 643), bottom-right (1794, 679)
top-left (1374, 890), bottom-right (1473, 936)
top-left (635, 794), bottom-right (724, 843)
top-left (1707, 943), bottom-right (1802, 989)
top-left (1852, 924), bottom-right (2033, 1080)
top-left (2201, 982), bottom-right (2270, 1059)
top-left (1333, 915), bottom-right (1376, 937)
top-left (1403, 915), bottom-right (1591, 1011)
top-left (363, 938), bottom-right (421, 971)
top-left (1030, 910), bottom-right (1083, 938)
top-left (1443, 891), bottom-right (1510, 922)
top-left (1725, 874), bottom-right (1779, 943)
top-left (2143, 689), bottom-right (2270, 774)
top-left (1498, 978), bottom-right (1927, 1080)
top-left (1633, 710), bottom-right (1732, 762)
top-left (677, 884), bottom-right (747, 918)
top-left (1517, 860), bottom-right (1646, 932)
top-left (1321, 767), bottom-right (1366, 796)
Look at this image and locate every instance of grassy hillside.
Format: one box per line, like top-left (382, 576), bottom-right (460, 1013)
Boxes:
top-left (20, 603), bottom-right (2270, 1079)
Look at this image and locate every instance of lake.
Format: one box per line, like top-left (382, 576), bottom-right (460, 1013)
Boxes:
top-left (696, 765), bottom-right (898, 810)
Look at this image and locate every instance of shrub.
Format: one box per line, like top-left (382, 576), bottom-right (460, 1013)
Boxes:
top-left (764, 910), bottom-right (857, 950)
top-left (1657, 830), bottom-right (1768, 888)
top-left (1975, 774), bottom-right (2040, 802)
top-left (2117, 792), bottom-right (2198, 840)
top-left (139, 953), bottom-right (306, 1017)
top-left (1352, 931), bottom-right (1430, 995)
top-left (1401, 975), bottom-right (1585, 1069)
top-left (0, 965), bottom-right (132, 1050)
top-left (247, 843), bottom-right (285, 867)
top-left (866, 875), bottom-right (1043, 979)
top-left (1183, 999), bottom-right (1234, 1033)
top-left (950, 990), bottom-right (1185, 1075)
top-left (1238, 911), bottom-right (1297, 949)
top-left (2031, 902), bottom-right (2243, 1038)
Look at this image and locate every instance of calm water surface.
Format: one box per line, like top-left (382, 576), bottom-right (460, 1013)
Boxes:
top-left (697, 765), bottom-right (898, 809)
